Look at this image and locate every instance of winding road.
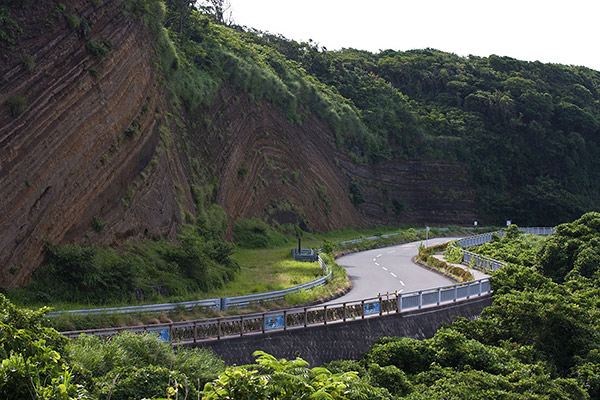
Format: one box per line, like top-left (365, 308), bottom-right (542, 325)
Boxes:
top-left (324, 237), bottom-right (464, 305)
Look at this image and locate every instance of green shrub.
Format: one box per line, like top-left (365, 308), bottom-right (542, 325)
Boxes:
top-left (67, 332), bottom-right (223, 398)
top-left (6, 95), bottom-right (27, 116)
top-left (237, 165), bottom-right (248, 178)
top-left (91, 216), bottom-right (105, 232)
top-left (367, 363), bottom-right (412, 396)
top-left (85, 40), bottom-right (109, 59)
top-left (124, 126), bottom-right (139, 138)
top-left (64, 13), bottom-right (80, 29)
top-left (29, 244), bottom-right (139, 303)
top-left (349, 179), bottom-right (365, 205)
top-left (233, 218), bottom-right (287, 248)
top-left (20, 53), bottom-right (34, 72)
top-left (443, 243), bottom-right (464, 263)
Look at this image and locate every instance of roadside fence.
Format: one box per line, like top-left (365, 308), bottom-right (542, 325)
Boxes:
top-left (60, 278), bottom-right (491, 342)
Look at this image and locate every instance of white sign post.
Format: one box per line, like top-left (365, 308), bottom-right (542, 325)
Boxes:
top-left (426, 226), bottom-right (430, 247)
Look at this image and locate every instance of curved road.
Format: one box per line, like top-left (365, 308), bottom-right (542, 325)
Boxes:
top-left (324, 237), bottom-right (463, 305)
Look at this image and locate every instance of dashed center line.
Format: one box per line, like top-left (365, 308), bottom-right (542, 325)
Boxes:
top-left (373, 258), bottom-right (377, 262)
top-left (399, 280), bottom-right (405, 286)
top-left (376, 254), bottom-right (382, 258)
top-left (374, 262), bottom-right (380, 266)
top-left (387, 251), bottom-right (395, 254)
top-left (382, 266), bottom-right (388, 271)
top-left (390, 272), bottom-right (397, 278)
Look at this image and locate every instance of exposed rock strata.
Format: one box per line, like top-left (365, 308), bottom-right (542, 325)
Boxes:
top-left (0, 0), bottom-right (475, 287)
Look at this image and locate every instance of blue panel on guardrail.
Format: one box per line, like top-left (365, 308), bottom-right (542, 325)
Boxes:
top-left (149, 328), bottom-right (170, 342)
top-left (364, 301), bottom-right (380, 315)
top-left (264, 315), bottom-right (285, 330)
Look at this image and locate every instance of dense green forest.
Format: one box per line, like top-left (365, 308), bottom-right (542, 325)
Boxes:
top-left (3, 213), bottom-right (600, 399)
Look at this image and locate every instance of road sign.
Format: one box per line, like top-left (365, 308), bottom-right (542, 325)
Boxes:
top-left (149, 328), bottom-right (170, 342)
top-left (364, 301), bottom-right (380, 315)
top-left (264, 315), bottom-right (285, 330)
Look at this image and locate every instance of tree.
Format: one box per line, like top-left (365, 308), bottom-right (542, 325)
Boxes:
top-left (197, 0), bottom-right (233, 25)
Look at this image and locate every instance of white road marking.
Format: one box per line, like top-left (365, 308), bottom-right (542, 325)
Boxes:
top-left (390, 272), bottom-right (397, 278)
top-left (374, 262), bottom-right (379, 266)
top-left (399, 280), bottom-right (405, 286)
top-left (387, 251), bottom-right (395, 254)
top-left (382, 266), bottom-right (388, 271)
top-left (376, 254), bottom-right (382, 258)
top-left (398, 289), bottom-right (403, 293)
top-left (373, 258), bottom-right (377, 262)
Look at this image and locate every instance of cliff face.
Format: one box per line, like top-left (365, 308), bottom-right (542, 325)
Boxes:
top-left (0, 0), bottom-right (194, 286)
top-left (188, 87), bottom-right (475, 233)
top-left (0, 1), bottom-right (475, 287)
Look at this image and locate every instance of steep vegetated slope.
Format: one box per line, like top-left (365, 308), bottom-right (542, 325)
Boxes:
top-left (1, 0), bottom-right (598, 287)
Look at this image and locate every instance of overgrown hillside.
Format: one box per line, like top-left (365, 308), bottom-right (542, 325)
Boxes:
top-left (1, 0), bottom-right (598, 286)
top-left (258, 38), bottom-right (600, 225)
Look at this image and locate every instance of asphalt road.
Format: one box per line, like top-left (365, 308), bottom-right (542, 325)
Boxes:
top-left (324, 237), bottom-right (463, 305)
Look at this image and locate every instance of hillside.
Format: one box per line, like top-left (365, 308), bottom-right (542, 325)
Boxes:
top-left (1, 0), bottom-right (598, 286)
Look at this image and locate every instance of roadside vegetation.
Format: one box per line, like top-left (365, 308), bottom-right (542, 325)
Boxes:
top-left (3, 213), bottom-right (600, 399)
top-left (464, 224), bottom-right (549, 267)
top-left (34, 224), bottom-right (471, 331)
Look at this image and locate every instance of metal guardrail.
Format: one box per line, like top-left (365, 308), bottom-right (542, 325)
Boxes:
top-left (60, 278), bottom-right (492, 341)
top-left (49, 255), bottom-right (331, 316)
top-left (453, 227), bottom-right (554, 272)
top-left (58, 226), bottom-right (554, 341)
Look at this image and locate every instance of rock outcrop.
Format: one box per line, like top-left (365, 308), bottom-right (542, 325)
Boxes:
top-left (0, 0), bottom-right (475, 287)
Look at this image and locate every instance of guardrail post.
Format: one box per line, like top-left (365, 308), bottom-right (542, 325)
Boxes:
top-left (454, 285), bottom-right (457, 303)
top-left (343, 303), bottom-right (347, 321)
top-left (437, 287), bottom-right (441, 305)
top-left (397, 294), bottom-right (402, 313)
top-left (466, 284), bottom-right (471, 300)
top-left (304, 308), bottom-right (308, 327)
top-left (193, 321), bottom-right (197, 344)
top-left (217, 318), bottom-right (221, 339)
top-left (284, 310), bottom-right (287, 331)
top-left (479, 280), bottom-right (483, 296)
top-left (418, 291), bottom-right (423, 309)
top-left (324, 306), bottom-right (327, 325)
top-left (361, 300), bottom-right (365, 319)
top-left (262, 313), bottom-right (266, 334)
top-left (379, 297), bottom-right (383, 316)
top-left (240, 316), bottom-right (244, 337)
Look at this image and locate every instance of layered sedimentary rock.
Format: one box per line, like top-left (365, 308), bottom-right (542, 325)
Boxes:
top-left (0, 0), bottom-right (475, 287)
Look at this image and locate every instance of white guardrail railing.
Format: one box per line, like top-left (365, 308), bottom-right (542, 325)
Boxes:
top-left (49, 256), bottom-right (331, 316)
top-left (453, 227), bottom-right (555, 272)
top-left (60, 278), bottom-right (492, 341)
top-left (57, 227), bottom-right (553, 342)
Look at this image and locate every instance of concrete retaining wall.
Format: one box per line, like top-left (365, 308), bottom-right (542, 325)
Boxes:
top-left (195, 294), bottom-right (492, 366)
